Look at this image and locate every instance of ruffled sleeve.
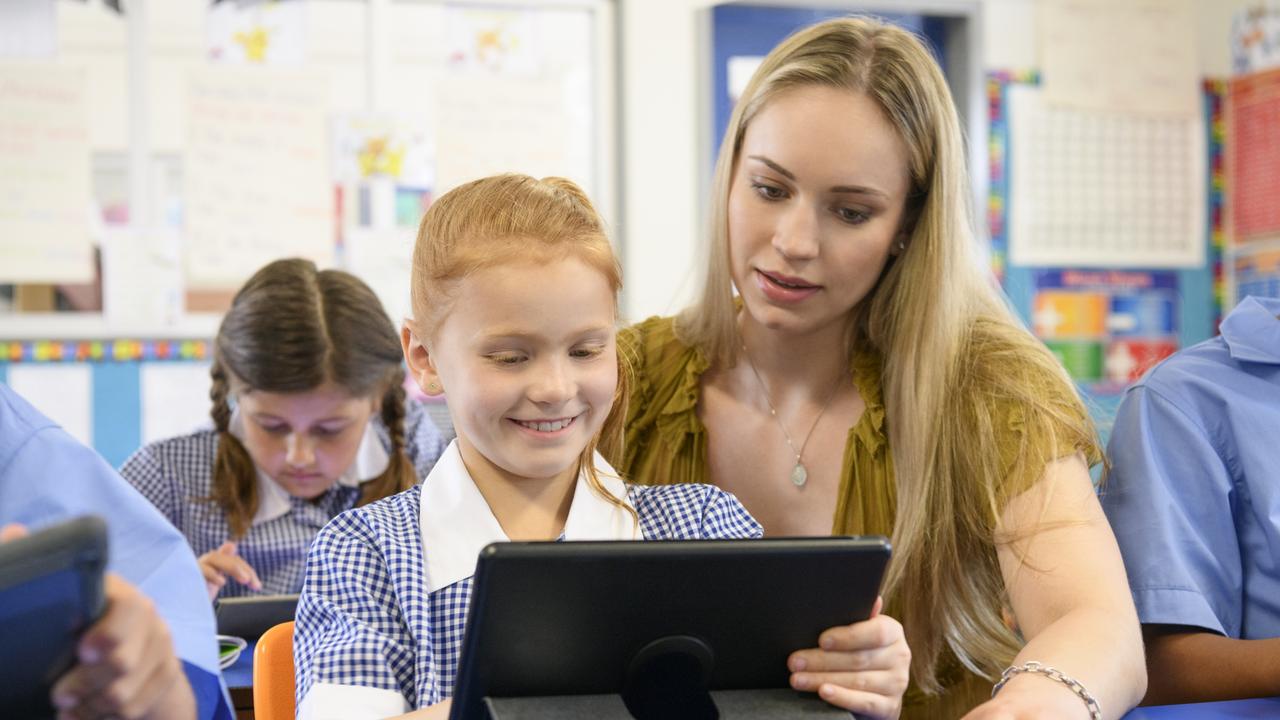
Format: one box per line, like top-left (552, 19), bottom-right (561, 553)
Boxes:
top-left (831, 349), bottom-right (897, 539)
top-left (614, 316), bottom-right (712, 486)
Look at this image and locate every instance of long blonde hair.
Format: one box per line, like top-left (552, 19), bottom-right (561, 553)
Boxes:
top-left (210, 258), bottom-right (417, 539)
top-left (678, 17), bottom-right (1097, 691)
top-left (409, 173), bottom-right (634, 519)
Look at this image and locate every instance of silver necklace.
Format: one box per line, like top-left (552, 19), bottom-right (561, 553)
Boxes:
top-left (740, 344), bottom-right (841, 487)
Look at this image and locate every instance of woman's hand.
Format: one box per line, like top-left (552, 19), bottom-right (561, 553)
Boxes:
top-left (787, 597), bottom-right (911, 719)
top-left (198, 541), bottom-right (263, 600)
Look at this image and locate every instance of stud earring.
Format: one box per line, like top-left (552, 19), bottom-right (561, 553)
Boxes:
top-left (427, 381), bottom-right (441, 393)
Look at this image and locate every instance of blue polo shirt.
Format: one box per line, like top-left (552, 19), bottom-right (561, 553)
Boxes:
top-left (0, 384), bottom-right (233, 719)
top-left (1102, 295), bottom-right (1280, 639)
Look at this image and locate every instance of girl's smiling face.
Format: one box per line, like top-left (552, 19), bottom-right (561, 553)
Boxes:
top-left (411, 254), bottom-right (618, 487)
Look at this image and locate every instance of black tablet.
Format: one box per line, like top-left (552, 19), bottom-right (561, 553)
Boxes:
top-left (0, 515), bottom-right (109, 718)
top-left (450, 536), bottom-right (891, 720)
top-left (214, 593), bottom-right (298, 640)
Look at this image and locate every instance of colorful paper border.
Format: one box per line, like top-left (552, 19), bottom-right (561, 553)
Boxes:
top-left (0, 340), bottom-right (211, 364)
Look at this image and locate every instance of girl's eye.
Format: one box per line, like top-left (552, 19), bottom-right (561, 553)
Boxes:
top-left (312, 426), bottom-right (345, 438)
top-left (835, 206), bottom-right (870, 225)
top-left (751, 181), bottom-right (787, 201)
top-left (488, 353), bottom-right (526, 365)
top-left (570, 345), bottom-right (604, 359)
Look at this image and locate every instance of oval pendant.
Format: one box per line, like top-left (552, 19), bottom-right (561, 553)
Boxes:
top-left (791, 463), bottom-right (808, 487)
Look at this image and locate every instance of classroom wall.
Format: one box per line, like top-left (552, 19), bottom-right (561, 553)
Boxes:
top-left (617, 0), bottom-right (1255, 322)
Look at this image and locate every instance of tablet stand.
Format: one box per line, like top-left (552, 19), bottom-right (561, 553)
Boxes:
top-left (484, 690), bottom-right (851, 719)
top-left (483, 634), bottom-right (850, 720)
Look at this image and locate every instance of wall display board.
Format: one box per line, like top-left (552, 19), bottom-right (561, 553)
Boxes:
top-left (0, 0), bottom-right (614, 466)
top-left (1032, 269), bottom-right (1179, 392)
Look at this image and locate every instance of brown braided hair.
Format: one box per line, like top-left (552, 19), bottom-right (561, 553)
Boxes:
top-left (211, 258), bottom-right (416, 538)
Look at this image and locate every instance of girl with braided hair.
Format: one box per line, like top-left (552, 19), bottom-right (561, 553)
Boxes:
top-left (120, 258), bottom-right (448, 601)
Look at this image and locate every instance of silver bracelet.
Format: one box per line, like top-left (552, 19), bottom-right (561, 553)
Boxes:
top-left (991, 661), bottom-right (1102, 720)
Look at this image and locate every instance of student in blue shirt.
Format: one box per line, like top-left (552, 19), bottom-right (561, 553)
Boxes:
top-left (293, 174), bottom-right (911, 719)
top-left (0, 383), bottom-right (232, 720)
top-left (120, 259), bottom-right (447, 600)
top-left (1102, 294), bottom-right (1280, 704)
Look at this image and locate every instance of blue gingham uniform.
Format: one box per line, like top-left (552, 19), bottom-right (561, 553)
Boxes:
top-left (118, 400), bottom-right (448, 598)
top-left (294, 470), bottom-right (761, 715)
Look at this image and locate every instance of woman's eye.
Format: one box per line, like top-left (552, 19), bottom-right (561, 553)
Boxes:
top-left (570, 346), bottom-right (604, 359)
top-left (260, 425), bottom-right (288, 435)
top-left (312, 426), bottom-right (344, 438)
top-left (489, 353), bottom-right (525, 365)
top-left (835, 206), bottom-right (870, 225)
top-left (751, 182), bottom-right (786, 201)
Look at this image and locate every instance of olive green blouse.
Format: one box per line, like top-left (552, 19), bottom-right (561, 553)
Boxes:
top-left (612, 314), bottom-right (1100, 718)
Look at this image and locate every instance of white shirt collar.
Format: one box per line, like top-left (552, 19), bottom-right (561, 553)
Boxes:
top-left (420, 440), bottom-right (639, 592)
top-left (227, 407), bottom-right (389, 527)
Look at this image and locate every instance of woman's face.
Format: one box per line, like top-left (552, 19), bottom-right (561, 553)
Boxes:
top-left (727, 85), bottom-right (913, 338)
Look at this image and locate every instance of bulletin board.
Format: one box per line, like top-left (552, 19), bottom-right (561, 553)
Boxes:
top-left (0, 0), bottom-right (615, 466)
top-left (988, 71), bottom-right (1219, 419)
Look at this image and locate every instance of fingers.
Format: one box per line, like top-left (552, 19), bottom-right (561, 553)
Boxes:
top-left (812, 683), bottom-right (902, 719)
top-left (52, 575), bottom-right (171, 719)
top-left (0, 523), bottom-right (29, 542)
top-left (789, 641), bottom-right (909, 674)
top-left (200, 545), bottom-right (263, 591)
top-left (817, 614), bottom-right (906, 653)
top-left (791, 669), bottom-right (906, 694)
top-left (870, 595), bottom-right (883, 618)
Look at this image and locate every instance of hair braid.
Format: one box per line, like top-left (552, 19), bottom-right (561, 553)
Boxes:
top-left (209, 360), bottom-right (260, 539)
top-left (358, 371), bottom-right (416, 506)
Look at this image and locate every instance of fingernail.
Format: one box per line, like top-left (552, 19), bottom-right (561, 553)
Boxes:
top-left (820, 684), bottom-right (835, 699)
top-left (790, 657), bottom-right (807, 671)
top-left (80, 645), bottom-right (100, 663)
top-left (53, 692), bottom-right (77, 709)
top-left (793, 674), bottom-right (810, 690)
top-left (820, 636), bottom-right (834, 650)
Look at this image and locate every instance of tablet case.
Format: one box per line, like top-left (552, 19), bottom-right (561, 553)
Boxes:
top-left (0, 515), bottom-right (108, 718)
top-left (450, 536), bottom-right (890, 720)
top-left (215, 593), bottom-right (299, 640)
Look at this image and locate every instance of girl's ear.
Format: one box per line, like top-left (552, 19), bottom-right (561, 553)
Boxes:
top-left (401, 323), bottom-right (445, 396)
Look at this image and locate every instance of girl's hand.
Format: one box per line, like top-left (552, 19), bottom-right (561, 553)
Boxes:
top-left (962, 672), bottom-right (1095, 720)
top-left (52, 574), bottom-right (196, 720)
top-left (197, 541), bottom-right (263, 600)
top-left (787, 597), bottom-right (911, 719)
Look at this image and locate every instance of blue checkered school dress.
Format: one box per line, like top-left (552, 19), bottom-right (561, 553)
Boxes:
top-left (294, 482), bottom-right (762, 713)
top-left (118, 400), bottom-right (448, 598)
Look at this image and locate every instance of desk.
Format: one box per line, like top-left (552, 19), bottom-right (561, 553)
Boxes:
top-left (1123, 698), bottom-right (1280, 718)
top-left (224, 639), bottom-right (256, 720)
top-left (220, 649), bottom-right (1278, 720)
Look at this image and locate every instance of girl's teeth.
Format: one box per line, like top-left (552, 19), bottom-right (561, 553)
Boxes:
top-left (521, 418), bottom-right (571, 432)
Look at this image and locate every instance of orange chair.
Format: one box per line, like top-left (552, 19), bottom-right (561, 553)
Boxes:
top-left (253, 621), bottom-right (296, 720)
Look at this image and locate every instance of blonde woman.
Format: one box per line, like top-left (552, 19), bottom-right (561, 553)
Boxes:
top-left (615, 17), bottom-right (1146, 720)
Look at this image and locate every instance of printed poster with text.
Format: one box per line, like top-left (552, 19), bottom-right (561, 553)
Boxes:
top-left (1032, 270), bottom-right (1179, 393)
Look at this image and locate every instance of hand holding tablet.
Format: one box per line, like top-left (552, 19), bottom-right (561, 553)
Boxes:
top-left (0, 517), bottom-right (196, 720)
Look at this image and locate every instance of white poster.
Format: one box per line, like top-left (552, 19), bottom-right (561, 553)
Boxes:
top-left (207, 0), bottom-right (306, 65)
top-left (184, 67), bottom-right (333, 289)
top-left (6, 364), bottom-right (93, 446)
top-left (1039, 0), bottom-right (1198, 116)
top-left (141, 362), bottom-right (213, 444)
top-left (0, 64), bottom-right (94, 283)
top-left (0, 0), bottom-right (56, 59)
top-left (1008, 85), bottom-right (1205, 268)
